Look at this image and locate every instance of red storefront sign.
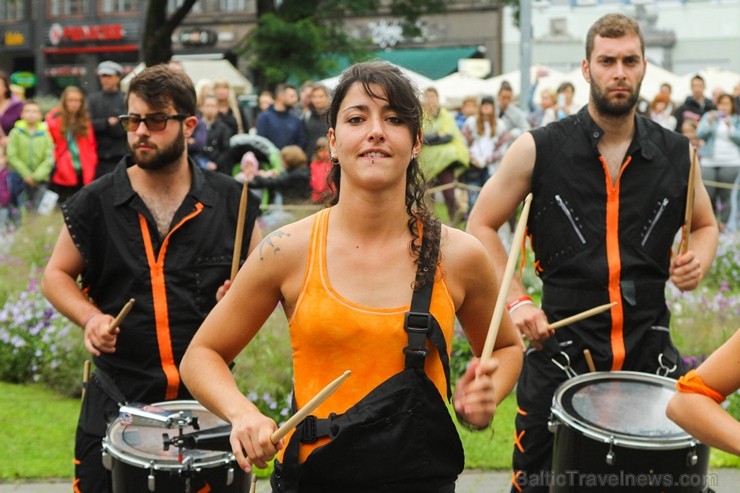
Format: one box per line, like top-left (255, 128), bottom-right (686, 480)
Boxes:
top-left (48, 23), bottom-right (125, 46)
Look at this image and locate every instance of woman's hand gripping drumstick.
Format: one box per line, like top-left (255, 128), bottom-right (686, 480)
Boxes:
top-left (232, 370), bottom-right (351, 472)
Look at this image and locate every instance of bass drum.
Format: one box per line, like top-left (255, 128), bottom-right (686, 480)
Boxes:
top-left (102, 400), bottom-right (249, 492)
top-left (549, 371), bottom-right (710, 493)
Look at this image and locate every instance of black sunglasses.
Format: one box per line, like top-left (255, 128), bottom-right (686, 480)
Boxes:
top-left (119, 114), bottom-right (188, 132)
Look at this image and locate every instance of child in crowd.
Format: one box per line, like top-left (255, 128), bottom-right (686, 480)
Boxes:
top-left (6, 100), bottom-right (53, 221)
top-left (0, 145), bottom-right (10, 226)
top-left (248, 144), bottom-right (311, 205)
top-left (309, 137), bottom-right (332, 203)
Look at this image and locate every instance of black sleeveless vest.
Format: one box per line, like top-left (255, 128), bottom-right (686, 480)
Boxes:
top-left (528, 106), bottom-right (691, 370)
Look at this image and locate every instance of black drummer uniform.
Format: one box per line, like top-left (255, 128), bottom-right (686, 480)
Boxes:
top-left (62, 157), bottom-right (260, 493)
top-left (511, 107), bottom-right (691, 493)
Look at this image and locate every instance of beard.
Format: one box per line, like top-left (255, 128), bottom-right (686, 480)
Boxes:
top-left (590, 73), bottom-right (642, 118)
top-left (129, 127), bottom-right (186, 172)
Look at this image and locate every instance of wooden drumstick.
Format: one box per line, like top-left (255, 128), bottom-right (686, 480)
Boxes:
top-left (81, 360), bottom-right (91, 402)
top-left (548, 302), bottom-right (617, 331)
top-left (231, 181), bottom-right (248, 282)
top-left (583, 349), bottom-right (596, 373)
top-left (678, 148), bottom-right (697, 255)
top-left (249, 475), bottom-right (257, 493)
top-left (108, 298), bottom-right (135, 334)
top-left (271, 370), bottom-right (351, 444)
top-left (482, 193), bottom-right (533, 362)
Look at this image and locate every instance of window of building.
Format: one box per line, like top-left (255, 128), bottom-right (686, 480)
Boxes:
top-left (101, 0), bottom-right (139, 13)
top-left (168, 0), bottom-right (251, 14)
top-left (50, 0), bottom-right (86, 17)
top-left (0, 0), bottom-right (26, 20)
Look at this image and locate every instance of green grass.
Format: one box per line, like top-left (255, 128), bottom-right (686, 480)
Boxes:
top-left (0, 382), bottom-right (78, 480)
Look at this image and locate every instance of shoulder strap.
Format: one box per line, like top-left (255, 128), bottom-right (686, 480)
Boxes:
top-left (403, 221), bottom-right (453, 399)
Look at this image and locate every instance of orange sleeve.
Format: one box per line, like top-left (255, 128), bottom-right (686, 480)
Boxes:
top-left (675, 369), bottom-right (726, 404)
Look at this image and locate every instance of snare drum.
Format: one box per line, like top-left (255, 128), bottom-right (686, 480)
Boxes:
top-left (549, 372), bottom-right (709, 493)
top-left (102, 400), bottom-right (249, 492)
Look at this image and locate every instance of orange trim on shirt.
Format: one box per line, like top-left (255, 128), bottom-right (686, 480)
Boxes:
top-left (676, 369), bottom-right (726, 404)
top-left (139, 203), bottom-right (204, 400)
top-left (600, 155), bottom-right (631, 371)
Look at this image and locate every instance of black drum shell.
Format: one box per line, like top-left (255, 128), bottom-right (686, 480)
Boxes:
top-left (549, 372), bottom-right (710, 493)
top-left (103, 400), bottom-right (250, 492)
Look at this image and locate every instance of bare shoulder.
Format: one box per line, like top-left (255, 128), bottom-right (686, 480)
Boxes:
top-left (252, 214), bottom-right (315, 269)
top-left (440, 226), bottom-right (494, 278)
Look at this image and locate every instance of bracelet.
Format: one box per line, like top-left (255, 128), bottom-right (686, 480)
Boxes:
top-left (506, 295), bottom-right (534, 315)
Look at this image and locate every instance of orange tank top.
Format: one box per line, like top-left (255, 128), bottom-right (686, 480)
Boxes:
top-left (281, 208), bottom-right (456, 461)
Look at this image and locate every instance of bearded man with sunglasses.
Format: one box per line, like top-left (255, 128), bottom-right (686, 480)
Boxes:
top-left (42, 65), bottom-right (262, 493)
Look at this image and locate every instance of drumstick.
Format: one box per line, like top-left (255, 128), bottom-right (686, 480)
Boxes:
top-left (108, 298), bottom-right (135, 334)
top-left (678, 148), bottom-right (697, 255)
top-left (249, 475), bottom-right (257, 493)
top-left (271, 370), bottom-right (351, 444)
top-left (81, 360), bottom-right (91, 402)
top-left (583, 349), bottom-right (596, 373)
top-left (549, 302), bottom-right (617, 331)
top-left (481, 193), bottom-right (533, 362)
top-left (231, 181), bottom-right (248, 282)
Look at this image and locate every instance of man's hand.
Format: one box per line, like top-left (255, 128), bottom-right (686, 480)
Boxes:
top-left (670, 250), bottom-right (703, 291)
top-left (510, 303), bottom-right (553, 350)
top-left (83, 313), bottom-right (118, 356)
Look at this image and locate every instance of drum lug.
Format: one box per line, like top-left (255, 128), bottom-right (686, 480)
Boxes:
top-left (148, 461), bottom-right (156, 492)
top-left (687, 443), bottom-right (699, 467)
top-left (547, 416), bottom-right (560, 434)
top-left (226, 465), bottom-right (234, 485)
top-left (605, 437), bottom-right (616, 466)
top-left (101, 450), bottom-right (112, 471)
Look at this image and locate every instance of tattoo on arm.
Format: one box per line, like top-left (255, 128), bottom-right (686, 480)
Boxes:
top-left (259, 230), bottom-right (291, 261)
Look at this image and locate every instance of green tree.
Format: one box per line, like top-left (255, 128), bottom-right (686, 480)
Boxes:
top-left (141, 0), bottom-right (198, 67)
top-left (244, 0), bottom-right (447, 90)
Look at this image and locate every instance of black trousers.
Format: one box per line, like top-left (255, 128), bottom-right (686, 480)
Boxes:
top-left (74, 376), bottom-right (121, 493)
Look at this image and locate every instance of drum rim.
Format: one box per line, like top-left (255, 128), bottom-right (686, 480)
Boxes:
top-left (104, 399), bottom-right (236, 468)
top-left (550, 371), bottom-right (699, 450)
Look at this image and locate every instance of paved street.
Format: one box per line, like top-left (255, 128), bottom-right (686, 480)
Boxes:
top-left (1, 468), bottom-right (739, 492)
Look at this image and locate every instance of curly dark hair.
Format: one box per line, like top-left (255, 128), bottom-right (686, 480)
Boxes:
top-left (326, 61), bottom-right (440, 288)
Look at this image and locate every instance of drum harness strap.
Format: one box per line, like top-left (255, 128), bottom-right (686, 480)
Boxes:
top-left (91, 369), bottom-right (127, 407)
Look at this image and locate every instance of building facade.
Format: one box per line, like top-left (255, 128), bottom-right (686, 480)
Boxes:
top-left (0, 0), bottom-right (503, 97)
top-left (502, 0), bottom-right (740, 76)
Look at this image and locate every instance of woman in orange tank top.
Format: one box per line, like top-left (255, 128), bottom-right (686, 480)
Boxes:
top-left (181, 61), bottom-right (523, 492)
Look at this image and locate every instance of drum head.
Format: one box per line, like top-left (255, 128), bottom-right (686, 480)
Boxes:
top-left (552, 371), bottom-right (694, 449)
top-left (105, 400), bottom-right (231, 468)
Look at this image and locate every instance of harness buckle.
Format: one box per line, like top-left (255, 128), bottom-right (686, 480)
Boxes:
top-left (405, 311), bottom-right (432, 333)
top-left (300, 415), bottom-right (319, 444)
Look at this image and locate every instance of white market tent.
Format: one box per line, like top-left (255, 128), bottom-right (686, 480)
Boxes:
top-left (318, 64), bottom-right (435, 94)
top-left (121, 59), bottom-right (253, 95)
top-left (677, 67), bottom-right (740, 102)
top-left (431, 72), bottom-right (497, 108)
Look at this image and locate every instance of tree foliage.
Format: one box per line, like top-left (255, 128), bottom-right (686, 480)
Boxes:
top-left (243, 0), bottom-right (448, 90)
